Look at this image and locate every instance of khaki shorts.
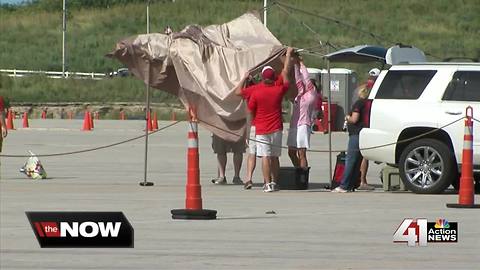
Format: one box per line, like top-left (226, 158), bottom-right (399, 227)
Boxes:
top-left (212, 134), bottom-right (246, 154)
top-left (256, 131), bottom-right (282, 157)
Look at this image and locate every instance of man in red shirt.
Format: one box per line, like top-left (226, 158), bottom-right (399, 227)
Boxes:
top-left (245, 47), bottom-right (293, 192)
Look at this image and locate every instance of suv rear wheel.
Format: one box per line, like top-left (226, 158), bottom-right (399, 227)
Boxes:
top-left (399, 139), bottom-right (456, 194)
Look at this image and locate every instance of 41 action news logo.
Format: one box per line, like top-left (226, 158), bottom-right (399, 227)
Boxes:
top-left (26, 212), bottom-right (134, 248)
top-left (393, 218), bottom-right (458, 246)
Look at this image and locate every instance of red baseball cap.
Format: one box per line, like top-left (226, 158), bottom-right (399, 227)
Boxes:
top-left (261, 66), bottom-right (275, 81)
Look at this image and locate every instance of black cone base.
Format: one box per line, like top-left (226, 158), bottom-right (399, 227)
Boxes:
top-left (446, 203), bottom-right (480, 208)
top-left (171, 209), bottom-right (217, 220)
top-left (139, 181), bottom-right (154, 186)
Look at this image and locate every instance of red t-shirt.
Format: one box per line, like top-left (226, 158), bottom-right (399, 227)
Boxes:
top-left (247, 75), bottom-right (289, 135)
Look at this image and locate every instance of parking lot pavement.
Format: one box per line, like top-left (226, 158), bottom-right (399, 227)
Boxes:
top-left (1, 120), bottom-right (478, 269)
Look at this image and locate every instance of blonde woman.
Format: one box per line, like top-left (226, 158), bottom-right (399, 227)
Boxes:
top-left (332, 86), bottom-right (370, 193)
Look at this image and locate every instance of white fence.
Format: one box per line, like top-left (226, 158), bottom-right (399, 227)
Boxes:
top-left (0, 69), bottom-right (107, 80)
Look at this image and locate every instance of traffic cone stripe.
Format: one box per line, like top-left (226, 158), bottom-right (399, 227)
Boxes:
top-left (188, 138), bottom-right (198, 148)
top-left (463, 140), bottom-right (473, 149)
top-left (464, 124), bottom-right (472, 135)
top-left (187, 123), bottom-right (198, 147)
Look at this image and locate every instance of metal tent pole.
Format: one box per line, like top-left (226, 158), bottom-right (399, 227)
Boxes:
top-left (140, 0), bottom-right (154, 186)
top-left (62, 0), bottom-right (67, 78)
top-left (326, 52), bottom-right (333, 188)
top-left (263, 0), bottom-right (267, 27)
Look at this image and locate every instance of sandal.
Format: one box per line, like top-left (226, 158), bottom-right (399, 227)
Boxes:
top-left (243, 181), bottom-right (253, 190)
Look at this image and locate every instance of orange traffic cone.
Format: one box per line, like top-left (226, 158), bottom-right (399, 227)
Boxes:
top-left (22, 112), bottom-right (29, 128)
top-left (89, 111), bottom-right (94, 129)
top-left (6, 109), bottom-right (15, 130)
top-left (82, 111), bottom-right (91, 131)
top-left (146, 111), bottom-right (153, 132)
top-left (171, 107), bottom-right (217, 219)
top-left (152, 112), bottom-right (158, 130)
top-left (447, 106), bottom-right (480, 208)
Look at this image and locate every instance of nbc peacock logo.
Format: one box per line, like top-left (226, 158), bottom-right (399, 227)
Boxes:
top-left (434, 219), bottom-right (450, 229)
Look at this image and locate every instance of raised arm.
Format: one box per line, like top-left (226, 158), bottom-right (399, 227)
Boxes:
top-left (281, 47), bottom-right (294, 83)
top-left (295, 62), bottom-right (306, 93)
top-left (234, 72), bottom-right (250, 96)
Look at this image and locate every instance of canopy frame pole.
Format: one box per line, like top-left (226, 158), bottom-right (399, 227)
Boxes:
top-left (140, 0), bottom-right (154, 187)
top-left (62, 0), bottom-right (67, 77)
top-left (263, 0), bottom-right (267, 27)
top-left (326, 50), bottom-right (333, 189)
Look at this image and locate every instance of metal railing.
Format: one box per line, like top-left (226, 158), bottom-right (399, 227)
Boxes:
top-left (0, 69), bottom-right (107, 80)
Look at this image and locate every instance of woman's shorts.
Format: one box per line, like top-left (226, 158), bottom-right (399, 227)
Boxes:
top-left (287, 124), bottom-right (311, 149)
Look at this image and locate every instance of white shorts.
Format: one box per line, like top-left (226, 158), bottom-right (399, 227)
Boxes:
top-left (256, 131), bottom-right (282, 157)
top-left (247, 126), bottom-right (256, 155)
top-left (287, 124), bottom-right (311, 149)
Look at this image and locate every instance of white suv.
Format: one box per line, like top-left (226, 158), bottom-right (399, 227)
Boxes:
top-left (360, 63), bottom-right (480, 194)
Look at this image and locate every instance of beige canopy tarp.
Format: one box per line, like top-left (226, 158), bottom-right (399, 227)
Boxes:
top-left (109, 13), bottom-right (286, 141)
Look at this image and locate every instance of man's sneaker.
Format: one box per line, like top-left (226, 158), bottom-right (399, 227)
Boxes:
top-left (263, 183), bottom-right (273, 192)
top-left (331, 186), bottom-right (348, 193)
top-left (232, 176), bottom-right (243, 185)
top-left (269, 182), bottom-right (279, 192)
top-left (211, 177), bottom-right (227, 185)
top-left (243, 181), bottom-right (253, 190)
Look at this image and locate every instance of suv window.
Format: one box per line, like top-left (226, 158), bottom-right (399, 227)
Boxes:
top-left (375, 70), bottom-right (436, 99)
top-left (442, 71), bottom-right (480, 102)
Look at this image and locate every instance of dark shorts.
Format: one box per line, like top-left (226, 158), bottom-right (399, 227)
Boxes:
top-left (212, 134), bottom-right (246, 154)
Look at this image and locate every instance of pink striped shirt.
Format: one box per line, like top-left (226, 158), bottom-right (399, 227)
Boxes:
top-left (290, 63), bottom-right (318, 127)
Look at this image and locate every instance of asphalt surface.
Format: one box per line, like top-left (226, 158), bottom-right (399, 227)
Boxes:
top-left (1, 119), bottom-right (478, 269)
